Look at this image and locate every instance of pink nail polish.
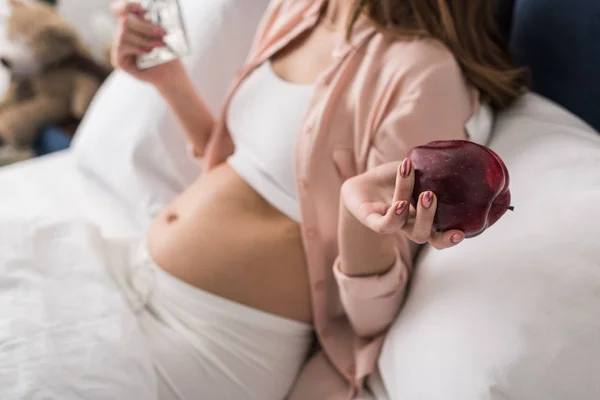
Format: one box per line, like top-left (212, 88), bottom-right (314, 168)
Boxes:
top-left (400, 158), bottom-right (412, 178)
top-left (451, 233), bottom-right (464, 243)
top-left (395, 201), bottom-right (408, 215)
top-left (422, 191), bottom-right (434, 209)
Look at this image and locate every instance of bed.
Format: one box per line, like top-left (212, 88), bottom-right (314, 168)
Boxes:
top-left (0, 151), bottom-right (140, 239)
top-left (0, 155), bottom-right (387, 400)
top-left (3, 0), bottom-right (600, 399)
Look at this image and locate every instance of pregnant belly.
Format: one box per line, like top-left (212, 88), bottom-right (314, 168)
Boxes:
top-left (146, 163), bottom-right (312, 324)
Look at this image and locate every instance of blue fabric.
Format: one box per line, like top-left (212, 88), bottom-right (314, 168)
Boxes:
top-left (511, 0), bottom-right (600, 132)
top-left (34, 125), bottom-right (72, 156)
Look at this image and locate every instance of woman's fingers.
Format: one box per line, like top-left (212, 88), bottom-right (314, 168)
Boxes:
top-left (122, 33), bottom-right (162, 53)
top-left (125, 13), bottom-right (165, 40)
top-left (111, 1), bottom-right (144, 18)
top-left (111, 3), bottom-right (164, 63)
top-left (392, 158), bottom-right (414, 205)
top-left (112, 2), bottom-right (164, 52)
top-left (429, 230), bottom-right (465, 250)
top-left (408, 191), bottom-right (437, 243)
top-left (350, 157), bottom-right (467, 248)
top-left (359, 201), bottom-right (409, 235)
top-left (359, 202), bottom-right (389, 233)
top-left (119, 44), bottom-right (151, 57)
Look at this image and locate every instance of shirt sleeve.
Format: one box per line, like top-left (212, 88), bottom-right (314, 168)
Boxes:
top-left (334, 56), bottom-right (478, 339)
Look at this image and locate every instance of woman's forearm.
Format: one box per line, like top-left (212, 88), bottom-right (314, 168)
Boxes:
top-left (156, 62), bottom-right (215, 157)
top-left (338, 204), bottom-right (397, 277)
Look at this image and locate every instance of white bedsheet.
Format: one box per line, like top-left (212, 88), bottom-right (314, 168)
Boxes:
top-left (0, 153), bottom-right (387, 400)
top-left (0, 219), bottom-right (157, 400)
top-left (0, 156), bottom-right (153, 398)
top-left (0, 151), bottom-right (141, 239)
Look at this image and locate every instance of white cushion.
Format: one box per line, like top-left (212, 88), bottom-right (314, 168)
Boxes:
top-left (72, 0), bottom-right (270, 227)
top-left (379, 93), bottom-right (600, 400)
top-left (56, 0), bottom-right (114, 62)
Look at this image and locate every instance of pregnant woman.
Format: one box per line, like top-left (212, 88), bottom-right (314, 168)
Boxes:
top-left (2, 0), bottom-right (527, 399)
top-left (113, 0), bottom-right (528, 398)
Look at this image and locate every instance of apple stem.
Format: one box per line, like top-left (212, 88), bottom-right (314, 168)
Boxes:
top-left (507, 206), bottom-right (515, 211)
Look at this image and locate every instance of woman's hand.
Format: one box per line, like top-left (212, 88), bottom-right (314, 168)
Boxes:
top-left (341, 158), bottom-right (465, 249)
top-left (110, 1), bottom-right (184, 90)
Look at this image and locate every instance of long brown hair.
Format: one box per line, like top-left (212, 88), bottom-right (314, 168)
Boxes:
top-left (346, 0), bottom-right (529, 109)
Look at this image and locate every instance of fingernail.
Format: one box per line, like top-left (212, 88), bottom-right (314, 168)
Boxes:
top-left (400, 158), bottom-right (412, 178)
top-left (395, 201), bottom-right (408, 215)
top-left (451, 233), bottom-right (464, 244)
top-left (422, 191), bottom-right (434, 209)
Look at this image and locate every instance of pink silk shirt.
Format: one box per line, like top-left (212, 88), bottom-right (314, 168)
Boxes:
top-left (202, 0), bottom-right (479, 398)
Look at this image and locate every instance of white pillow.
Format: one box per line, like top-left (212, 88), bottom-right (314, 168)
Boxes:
top-left (378, 93), bottom-right (600, 400)
top-left (72, 0), bottom-right (270, 227)
top-left (56, 0), bottom-right (114, 63)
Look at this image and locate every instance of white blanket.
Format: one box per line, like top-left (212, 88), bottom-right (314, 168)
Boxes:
top-left (0, 152), bottom-right (140, 239)
top-left (0, 219), bottom-right (156, 400)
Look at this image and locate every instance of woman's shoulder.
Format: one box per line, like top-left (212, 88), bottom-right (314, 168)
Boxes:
top-left (360, 35), bottom-right (479, 125)
top-left (371, 35), bottom-right (464, 82)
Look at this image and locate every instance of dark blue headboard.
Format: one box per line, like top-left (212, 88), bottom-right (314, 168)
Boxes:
top-left (510, 0), bottom-right (600, 132)
top-left (496, 0), bottom-right (516, 44)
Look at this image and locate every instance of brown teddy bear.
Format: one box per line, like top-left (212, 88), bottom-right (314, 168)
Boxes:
top-left (0, 0), bottom-right (111, 153)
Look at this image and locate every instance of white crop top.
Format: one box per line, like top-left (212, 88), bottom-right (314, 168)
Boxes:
top-left (226, 62), bottom-right (313, 223)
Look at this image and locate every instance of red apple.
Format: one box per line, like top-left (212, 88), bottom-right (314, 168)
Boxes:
top-left (407, 140), bottom-right (513, 238)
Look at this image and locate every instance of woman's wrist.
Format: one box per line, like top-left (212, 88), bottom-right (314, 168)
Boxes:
top-left (153, 59), bottom-right (214, 154)
top-left (338, 203), bottom-right (397, 277)
top-left (155, 60), bottom-right (188, 96)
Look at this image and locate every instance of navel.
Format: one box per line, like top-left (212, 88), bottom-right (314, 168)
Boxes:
top-left (166, 212), bottom-right (179, 224)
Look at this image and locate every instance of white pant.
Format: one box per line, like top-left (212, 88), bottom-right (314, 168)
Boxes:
top-left (109, 242), bottom-right (314, 400)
